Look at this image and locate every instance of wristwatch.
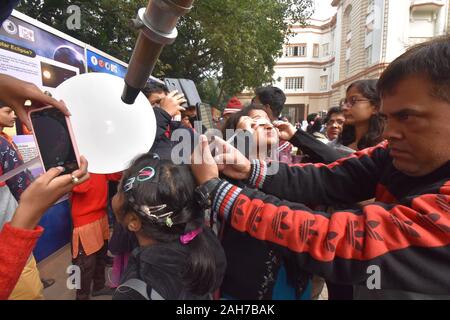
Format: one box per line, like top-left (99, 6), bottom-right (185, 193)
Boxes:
top-left (194, 178), bottom-right (222, 209)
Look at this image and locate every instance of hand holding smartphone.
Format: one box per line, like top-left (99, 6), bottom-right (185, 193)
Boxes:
top-left (28, 106), bottom-right (80, 175)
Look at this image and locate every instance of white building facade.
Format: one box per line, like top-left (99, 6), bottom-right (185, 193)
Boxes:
top-left (256, 0), bottom-right (450, 122)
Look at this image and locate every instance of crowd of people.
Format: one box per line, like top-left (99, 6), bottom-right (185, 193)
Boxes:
top-left (0, 2), bottom-right (449, 300)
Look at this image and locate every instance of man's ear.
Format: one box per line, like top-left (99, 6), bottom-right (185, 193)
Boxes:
top-left (124, 213), bottom-right (142, 232)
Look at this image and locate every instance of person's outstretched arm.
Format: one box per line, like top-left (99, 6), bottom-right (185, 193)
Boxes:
top-left (210, 178), bottom-right (450, 295)
top-left (0, 73), bottom-right (70, 130)
top-left (0, 157), bottom-right (89, 299)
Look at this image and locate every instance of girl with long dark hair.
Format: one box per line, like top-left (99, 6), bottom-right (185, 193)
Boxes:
top-left (112, 154), bottom-right (226, 300)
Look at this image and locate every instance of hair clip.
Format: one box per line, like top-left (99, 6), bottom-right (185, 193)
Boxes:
top-left (123, 166), bottom-right (156, 192)
top-left (180, 228), bottom-right (202, 244)
top-left (137, 204), bottom-right (174, 226)
top-left (137, 166), bottom-right (155, 182)
top-left (123, 177), bottom-right (136, 192)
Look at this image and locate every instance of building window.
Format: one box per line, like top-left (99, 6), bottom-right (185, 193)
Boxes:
top-left (321, 43), bottom-right (329, 57)
top-left (345, 60), bottom-right (350, 76)
top-left (365, 45), bottom-right (373, 66)
top-left (285, 77), bottom-right (304, 91)
top-left (367, 0), bottom-right (375, 13)
top-left (313, 44), bottom-right (320, 57)
top-left (285, 44), bottom-right (307, 57)
top-left (320, 75), bottom-right (328, 91)
top-left (366, 21), bottom-right (374, 35)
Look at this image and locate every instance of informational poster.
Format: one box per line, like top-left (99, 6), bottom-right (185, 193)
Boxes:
top-left (12, 134), bottom-right (41, 175)
top-left (87, 48), bottom-right (127, 78)
top-left (0, 14), bottom-right (85, 96)
top-left (0, 12), bottom-right (88, 261)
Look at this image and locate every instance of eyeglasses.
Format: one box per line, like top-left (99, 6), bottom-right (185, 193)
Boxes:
top-left (326, 119), bottom-right (345, 126)
top-left (343, 97), bottom-right (370, 107)
top-left (251, 118), bottom-right (273, 128)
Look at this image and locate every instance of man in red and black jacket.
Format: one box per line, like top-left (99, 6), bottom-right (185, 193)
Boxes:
top-left (191, 36), bottom-right (450, 299)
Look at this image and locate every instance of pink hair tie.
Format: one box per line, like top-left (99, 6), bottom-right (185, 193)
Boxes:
top-left (180, 227), bottom-right (203, 245)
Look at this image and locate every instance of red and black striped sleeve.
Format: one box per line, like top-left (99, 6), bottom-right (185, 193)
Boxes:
top-left (211, 179), bottom-right (450, 295)
top-left (247, 142), bottom-right (390, 206)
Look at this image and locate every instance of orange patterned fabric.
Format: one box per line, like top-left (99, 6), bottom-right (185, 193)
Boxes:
top-left (72, 214), bottom-right (109, 258)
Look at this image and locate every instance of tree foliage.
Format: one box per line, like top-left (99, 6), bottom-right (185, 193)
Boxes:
top-left (16, 0), bottom-right (313, 106)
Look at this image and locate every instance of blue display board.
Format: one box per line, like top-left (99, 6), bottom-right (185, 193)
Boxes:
top-left (87, 49), bottom-right (127, 78)
top-left (33, 201), bottom-right (72, 262)
top-left (0, 12), bottom-right (86, 262)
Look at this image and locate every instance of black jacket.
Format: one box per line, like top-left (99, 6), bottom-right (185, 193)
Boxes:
top-left (149, 107), bottom-right (196, 161)
top-left (211, 142), bottom-right (450, 297)
top-left (113, 228), bottom-right (227, 300)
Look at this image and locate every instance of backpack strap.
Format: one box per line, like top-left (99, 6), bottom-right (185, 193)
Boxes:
top-left (117, 278), bottom-right (150, 300)
top-left (117, 278), bottom-right (166, 300)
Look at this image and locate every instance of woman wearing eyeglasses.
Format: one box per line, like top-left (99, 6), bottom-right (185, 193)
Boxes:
top-left (218, 105), bottom-right (310, 300)
top-left (340, 79), bottom-right (385, 151)
top-left (325, 80), bottom-right (386, 300)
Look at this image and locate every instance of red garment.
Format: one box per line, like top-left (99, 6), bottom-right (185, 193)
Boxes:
top-left (70, 173), bottom-right (121, 228)
top-left (213, 142), bottom-right (450, 295)
top-left (0, 223), bottom-right (43, 300)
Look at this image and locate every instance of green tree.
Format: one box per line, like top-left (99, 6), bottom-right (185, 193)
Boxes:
top-left (156, 0), bottom-right (314, 107)
top-left (16, 0), bottom-right (313, 107)
top-left (16, 0), bottom-right (145, 62)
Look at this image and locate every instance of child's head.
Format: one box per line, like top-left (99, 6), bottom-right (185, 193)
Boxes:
top-left (113, 153), bottom-right (202, 242)
top-left (0, 103), bottom-right (17, 129)
top-left (112, 153), bottom-right (225, 296)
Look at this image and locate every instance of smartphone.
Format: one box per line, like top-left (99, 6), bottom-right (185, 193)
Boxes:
top-left (164, 78), bottom-right (188, 109)
top-left (196, 102), bottom-right (214, 130)
top-left (179, 79), bottom-right (202, 108)
top-left (28, 106), bottom-right (80, 174)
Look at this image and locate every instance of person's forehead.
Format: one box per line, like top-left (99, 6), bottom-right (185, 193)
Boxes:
top-left (380, 76), bottom-right (433, 113)
top-left (346, 86), bottom-right (364, 96)
top-left (249, 109), bottom-right (268, 118)
top-left (330, 113), bottom-right (345, 119)
top-left (149, 91), bottom-right (166, 99)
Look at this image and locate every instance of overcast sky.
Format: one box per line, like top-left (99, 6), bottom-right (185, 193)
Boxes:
top-left (311, 0), bottom-right (337, 20)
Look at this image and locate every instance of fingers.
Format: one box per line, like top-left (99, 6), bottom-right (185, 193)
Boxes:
top-left (28, 87), bottom-right (71, 116)
top-left (168, 90), bottom-right (185, 101)
top-left (167, 90), bottom-right (178, 98)
top-left (39, 166), bottom-right (66, 185)
top-left (14, 106), bottom-right (32, 131)
top-left (273, 120), bottom-right (288, 128)
top-left (71, 156), bottom-right (89, 181)
top-left (199, 135), bottom-right (215, 164)
top-left (46, 156), bottom-right (89, 193)
top-left (200, 135), bottom-right (213, 160)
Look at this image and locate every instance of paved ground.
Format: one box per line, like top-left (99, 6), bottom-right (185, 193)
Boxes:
top-left (37, 245), bottom-right (112, 300)
top-left (38, 244), bottom-right (328, 300)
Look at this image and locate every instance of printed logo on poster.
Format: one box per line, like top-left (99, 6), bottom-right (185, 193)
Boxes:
top-left (2, 20), bottom-right (18, 35)
top-left (90, 54), bottom-right (118, 73)
top-left (88, 51), bottom-right (126, 77)
top-left (18, 25), bottom-right (35, 42)
top-left (90, 55), bottom-right (98, 66)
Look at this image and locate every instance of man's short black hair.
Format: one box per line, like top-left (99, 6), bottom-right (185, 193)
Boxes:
top-left (324, 106), bottom-right (343, 124)
top-left (378, 35), bottom-right (450, 104)
top-left (141, 81), bottom-right (169, 98)
top-left (306, 113), bottom-right (318, 123)
top-left (254, 86), bottom-right (286, 118)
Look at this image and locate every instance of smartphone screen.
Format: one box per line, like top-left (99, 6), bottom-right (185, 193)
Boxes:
top-left (30, 108), bottom-right (79, 174)
top-left (179, 79), bottom-right (202, 108)
top-left (197, 103), bottom-right (214, 130)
